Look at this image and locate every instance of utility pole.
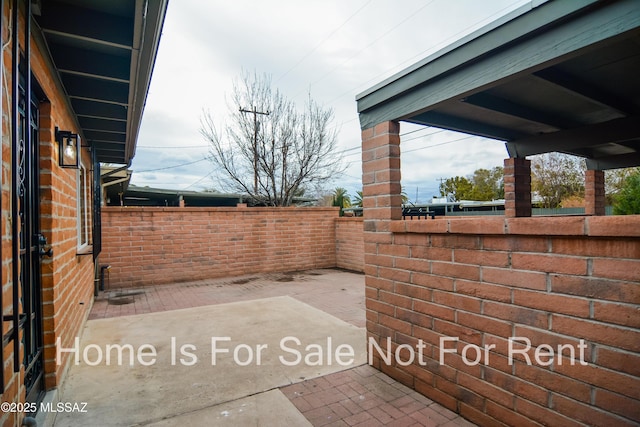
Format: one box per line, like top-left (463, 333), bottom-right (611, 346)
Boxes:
top-left (240, 106), bottom-right (270, 194)
top-left (436, 177), bottom-right (448, 211)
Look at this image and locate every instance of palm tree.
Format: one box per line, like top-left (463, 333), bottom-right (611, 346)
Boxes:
top-left (353, 190), bottom-right (363, 208)
top-left (332, 187), bottom-right (351, 216)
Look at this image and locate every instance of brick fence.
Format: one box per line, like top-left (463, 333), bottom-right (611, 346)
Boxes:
top-left (365, 216), bottom-right (640, 427)
top-left (336, 217), bottom-right (365, 272)
top-left (100, 207), bottom-right (364, 288)
top-left (100, 204), bottom-right (640, 425)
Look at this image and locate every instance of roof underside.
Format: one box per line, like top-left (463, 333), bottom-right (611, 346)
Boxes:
top-left (116, 185), bottom-right (244, 207)
top-left (34, 0), bottom-right (167, 164)
top-left (356, 0), bottom-right (640, 170)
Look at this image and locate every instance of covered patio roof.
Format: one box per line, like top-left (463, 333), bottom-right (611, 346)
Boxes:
top-left (356, 0), bottom-right (640, 170)
top-left (34, 0), bottom-right (168, 164)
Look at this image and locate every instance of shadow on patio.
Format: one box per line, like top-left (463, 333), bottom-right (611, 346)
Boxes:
top-left (49, 269), bottom-right (475, 426)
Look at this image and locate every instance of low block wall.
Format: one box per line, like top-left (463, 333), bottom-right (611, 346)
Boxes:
top-left (101, 206), bottom-right (342, 287)
top-left (336, 217), bottom-right (364, 273)
top-left (365, 216), bottom-right (640, 427)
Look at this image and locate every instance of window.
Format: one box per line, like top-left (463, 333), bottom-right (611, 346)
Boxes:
top-left (77, 159), bottom-right (91, 249)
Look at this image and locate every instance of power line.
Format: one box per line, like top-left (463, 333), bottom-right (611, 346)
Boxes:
top-left (183, 171), bottom-right (214, 190)
top-left (135, 127), bottom-right (467, 174)
top-left (324, 1), bottom-right (529, 106)
top-left (297, 0), bottom-right (438, 95)
top-left (130, 122), bottom-right (448, 180)
top-left (135, 2), bottom-right (526, 187)
top-left (402, 135), bottom-right (476, 154)
top-left (401, 128), bottom-right (447, 143)
top-left (135, 157), bottom-right (208, 173)
top-left (337, 127), bottom-right (450, 159)
top-left (400, 127), bottom-right (432, 137)
top-left (275, 0), bottom-right (372, 84)
top-left (138, 145), bottom-right (208, 149)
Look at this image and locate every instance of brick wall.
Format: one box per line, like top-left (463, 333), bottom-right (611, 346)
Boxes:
top-left (365, 216), bottom-right (640, 427)
top-left (38, 104), bottom-right (95, 392)
top-left (100, 206), bottom-right (348, 287)
top-left (336, 217), bottom-right (364, 273)
top-left (1, 3), bottom-right (95, 424)
top-left (30, 22), bottom-right (96, 395)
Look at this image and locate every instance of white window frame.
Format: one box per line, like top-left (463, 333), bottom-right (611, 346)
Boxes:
top-left (77, 158), bottom-right (90, 250)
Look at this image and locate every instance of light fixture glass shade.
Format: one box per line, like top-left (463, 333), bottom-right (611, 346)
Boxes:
top-left (57, 127), bottom-right (80, 168)
top-left (64, 140), bottom-right (76, 160)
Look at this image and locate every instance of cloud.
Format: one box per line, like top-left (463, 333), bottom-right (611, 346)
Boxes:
top-left (131, 0), bottom-right (529, 199)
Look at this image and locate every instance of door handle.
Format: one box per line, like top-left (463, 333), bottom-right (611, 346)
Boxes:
top-left (36, 234), bottom-right (53, 258)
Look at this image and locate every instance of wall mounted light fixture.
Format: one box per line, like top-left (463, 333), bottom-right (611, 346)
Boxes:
top-left (56, 127), bottom-right (80, 168)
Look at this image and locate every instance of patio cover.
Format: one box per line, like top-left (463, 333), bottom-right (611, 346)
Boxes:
top-left (33, 0), bottom-right (168, 164)
top-left (356, 0), bottom-right (640, 171)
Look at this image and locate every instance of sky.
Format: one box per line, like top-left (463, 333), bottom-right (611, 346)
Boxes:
top-left (131, 0), bottom-right (531, 204)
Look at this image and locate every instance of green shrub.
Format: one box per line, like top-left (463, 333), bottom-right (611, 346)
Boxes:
top-left (613, 172), bottom-right (640, 215)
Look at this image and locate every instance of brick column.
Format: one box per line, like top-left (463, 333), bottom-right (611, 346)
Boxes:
top-left (504, 157), bottom-right (531, 217)
top-left (361, 122), bottom-right (402, 371)
top-left (585, 169), bottom-right (605, 216)
top-left (361, 121), bottom-right (402, 224)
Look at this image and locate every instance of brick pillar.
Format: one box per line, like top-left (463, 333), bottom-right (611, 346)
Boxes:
top-left (504, 157), bottom-right (531, 217)
top-left (361, 122), bottom-right (401, 372)
top-left (585, 169), bottom-right (605, 216)
top-left (361, 121), bottom-right (402, 224)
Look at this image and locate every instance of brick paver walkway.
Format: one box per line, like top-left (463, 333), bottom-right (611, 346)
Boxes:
top-left (90, 269), bottom-right (365, 327)
top-left (89, 269), bottom-right (474, 426)
top-left (282, 366), bottom-right (476, 427)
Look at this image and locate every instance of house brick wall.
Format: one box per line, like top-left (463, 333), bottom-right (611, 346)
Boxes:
top-left (100, 207), bottom-right (343, 288)
top-left (1, 3), bottom-right (95, 424)
top-left (39, 118), bottom-right (95, 394)
top-left (335, 217), bottom-right (364, 273)
top-left (1, 4), bottom-right (18, 420)
top-left (366, 216), bottom-right (640, 427)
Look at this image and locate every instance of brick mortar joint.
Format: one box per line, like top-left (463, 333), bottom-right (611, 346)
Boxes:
top-left (388, 217), bottom-right (640, 238)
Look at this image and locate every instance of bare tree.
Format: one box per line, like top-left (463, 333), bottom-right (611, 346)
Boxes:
top-left (200, 71), bottom-right (343, 206)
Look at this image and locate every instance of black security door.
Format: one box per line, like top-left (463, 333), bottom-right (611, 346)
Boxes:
top-left (16, 80), bottom-right (46, 406)
top-left (2, 0), bottom-right (46, 408)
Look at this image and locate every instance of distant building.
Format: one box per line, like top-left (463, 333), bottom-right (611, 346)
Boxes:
top-left (109, 185), bottom-right (245, 207)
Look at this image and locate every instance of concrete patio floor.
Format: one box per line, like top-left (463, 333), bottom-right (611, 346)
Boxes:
top-left (49, 269), bottom-right (476, 426)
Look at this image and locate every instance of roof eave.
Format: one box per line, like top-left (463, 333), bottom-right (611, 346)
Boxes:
top-left (355, 0), bottom-right (601, 126)
top-left (124, 0), bottom-right (169, 165)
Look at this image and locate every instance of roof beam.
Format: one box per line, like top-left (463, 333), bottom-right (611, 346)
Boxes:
top-left (506, 115), bottom-right (640, 157)
top-left (586, 152), bottom-right (640, 170)
top-left (93, 141), bottom-right (126, 151)
top-left (72, 99), bottom-right (127, 121)
top-left (463, 92), bottom-right (582, 129)
top-left (38, 1), bottom-right (133, 48)
top-left (78, 117), bottom-right (127, 133)
top-left (357, 0), bottom-right (640, 130)
top-left (62, 74), bottom-right (129, 104)
top-left (84, 131), bottom-right (126, 143)
top-left (533, 68), bottom-right (637, 116)
top-left (408, 111), bottom-right (527, 141)
top-left (48, 43), bottom-right (131, 82)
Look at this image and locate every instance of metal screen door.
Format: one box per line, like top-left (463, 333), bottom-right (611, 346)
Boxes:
top-left (17, 82), bottom-right (45, 406)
